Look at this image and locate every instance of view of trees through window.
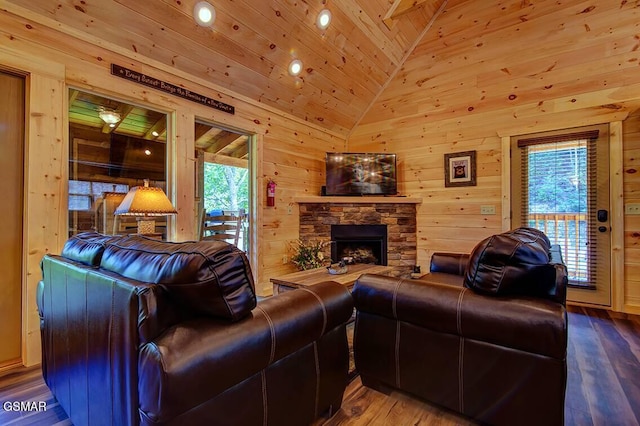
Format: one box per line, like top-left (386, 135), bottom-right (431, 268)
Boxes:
top-left (527, 145), bottom-right (587, 213)
top-left (203, 162), bottom-right (249, 214)
top-left (525, 143), bottom-right (590, 283)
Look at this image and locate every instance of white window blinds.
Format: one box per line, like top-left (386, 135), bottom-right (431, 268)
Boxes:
top-left (518, 130), bottom-right (599, 288)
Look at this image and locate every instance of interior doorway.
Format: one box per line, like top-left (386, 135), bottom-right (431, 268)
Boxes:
top-left (0, 70), bottom-right (25, 368)
top-left (195, 120), bottom-right (252, 255)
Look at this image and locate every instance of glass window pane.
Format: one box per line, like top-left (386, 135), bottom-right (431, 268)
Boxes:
top-left (68, 90), bottom-right (167, 237)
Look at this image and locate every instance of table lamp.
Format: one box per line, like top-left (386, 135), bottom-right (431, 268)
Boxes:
top-left (114, 180), bottom-right (177, 234)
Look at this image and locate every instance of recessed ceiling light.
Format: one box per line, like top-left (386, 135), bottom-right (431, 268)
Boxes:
top-left (194, 1), bottom-right (216, 27)
top-left (144, 149), bottom-right (152, 156)
top-left (289, 59), bottom-right (303, 76)
top-left (151, 131), bottom-right (159, 137)
top-left (316, 9), bottom-right (332, 30)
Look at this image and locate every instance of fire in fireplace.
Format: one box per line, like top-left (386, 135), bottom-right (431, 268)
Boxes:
top-left (331, 224), bottom-right (387, 265)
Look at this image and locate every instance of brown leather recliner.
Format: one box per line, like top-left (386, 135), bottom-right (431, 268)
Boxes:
top-left (352, 228), bottom-right (568, 426)
top-left (37, 232), bottom-right (353, 426)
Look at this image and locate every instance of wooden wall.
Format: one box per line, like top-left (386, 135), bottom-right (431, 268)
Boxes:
top-left (0, 8), bottom-right (344, 366)
top-left (623, 111), bottom-right (640, 309)
top-left (348, 0), bottom-right (640, 314)
top-left (5, 0), bottom-right (640, 369)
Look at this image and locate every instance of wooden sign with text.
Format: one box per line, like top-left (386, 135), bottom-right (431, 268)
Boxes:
top-left (111, 64), bottom-right (234, 115)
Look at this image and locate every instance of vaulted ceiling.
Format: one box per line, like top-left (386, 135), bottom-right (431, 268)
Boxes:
top-left (5, 0), bottom-right (448, 135)
top-left (6, 0), bottom-right (640, 139)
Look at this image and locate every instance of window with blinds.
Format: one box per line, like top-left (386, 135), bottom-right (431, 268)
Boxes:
top-left (517, 130), bottom-right (600, 289)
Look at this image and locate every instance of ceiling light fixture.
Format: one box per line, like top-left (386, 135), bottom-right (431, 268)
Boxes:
top-left (194, 1), bottom-right (216, 27)
top-left (289, 59), bottom-right (303, 76)
top-left (316, 9), bottom-right (332, 30)
top-left (98, 108), bottom-right (121, 125)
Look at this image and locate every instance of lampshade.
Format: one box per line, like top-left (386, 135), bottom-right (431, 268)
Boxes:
top-left (115, 180), bottom-right (177, 234)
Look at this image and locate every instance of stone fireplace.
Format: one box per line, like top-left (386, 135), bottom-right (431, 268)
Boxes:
top-left (331, 224), bottom-right (387, 265)
top-left (297, 197), bottom-right (420, 278)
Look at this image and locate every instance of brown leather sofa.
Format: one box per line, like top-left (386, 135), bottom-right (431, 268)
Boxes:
top-left (37, 232), bottom-right (353, 426)
top-left (352, 228), bottom-right (568, 426)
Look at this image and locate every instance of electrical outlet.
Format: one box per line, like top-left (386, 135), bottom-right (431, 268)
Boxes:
top-left (287, 205), bottom-right (293, 215)
top-left (282, 255), bottom-right (288, 264)
top-left (480, 205), bottom-right (496, 215)
top-left (625, 203), bottom-right (640, 215)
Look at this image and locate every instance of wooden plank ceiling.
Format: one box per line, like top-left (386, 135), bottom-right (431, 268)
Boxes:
top-left (359, 0), bottom-right (640, 131)
top-left (7, 0), bottom-right (448, 136)
top-left (12, 0), bottom-right (636, 140)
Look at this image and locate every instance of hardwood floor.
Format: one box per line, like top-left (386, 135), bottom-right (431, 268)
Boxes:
top-left (318, 305), bottom-right (640, 426)
top-left (0, 366), bottom-right (70, 425)
top-left (1, 306), bottom-right (638, 425)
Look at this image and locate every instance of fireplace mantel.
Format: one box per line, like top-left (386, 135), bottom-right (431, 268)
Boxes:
top-left (295, 196), bottom-right (422, 204)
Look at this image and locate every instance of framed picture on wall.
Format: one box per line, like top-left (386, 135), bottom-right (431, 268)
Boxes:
top-left (444, 150), bottom-right (476, 187)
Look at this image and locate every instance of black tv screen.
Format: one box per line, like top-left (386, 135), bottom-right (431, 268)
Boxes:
top-left (325, 152), bottom-right (397, 196)
top-left (109, 134), bottom-right (165, 181)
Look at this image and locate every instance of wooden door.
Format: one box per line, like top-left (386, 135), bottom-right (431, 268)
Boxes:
top-left (0, 70), bottom-right (25, 367)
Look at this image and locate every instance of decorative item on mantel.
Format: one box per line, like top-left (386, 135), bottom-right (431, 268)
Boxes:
top-left (290, 239), bottom-right (332, 271)
top-left (114, 179), bottom-right (177, 235)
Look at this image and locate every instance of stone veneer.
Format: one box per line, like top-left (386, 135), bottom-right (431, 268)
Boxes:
top-left (298, 202), bottom-right (417, 278)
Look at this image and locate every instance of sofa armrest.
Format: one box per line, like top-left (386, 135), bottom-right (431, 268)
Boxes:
top-left (138, 281), bottom-right (354, 423)
top-left (40, 255), bottom-right (151, 425)
top-left (549, 245), bottom-right (568, 304)
top-left (255, 280), bottom-right (354, 354)
top-left (353, 274), bottom-right (566, 359)
top-left (429, 252), bottom-right (469, 275)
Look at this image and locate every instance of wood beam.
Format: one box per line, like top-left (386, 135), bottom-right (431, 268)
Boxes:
top-left (143, 116), bottom-right (167, 140)
top-left (68, 88), bottom-right (79, 105)
top-left (202, 152), bottom-right (248, 169)
top-left (227, 137), bottom-right (249, 159)
top-left (205, 131), bottom-right (243, 154)
top-left (384, 0), bottom-right (431, 29)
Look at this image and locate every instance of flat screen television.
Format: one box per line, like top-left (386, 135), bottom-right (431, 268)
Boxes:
top-left (109, 134), bottom-right (165, 181)
top-left (325, 152), bottom-right (397, 196)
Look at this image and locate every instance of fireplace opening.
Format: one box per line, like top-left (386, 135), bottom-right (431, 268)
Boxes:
top-left (331, 224), bottom-right (387, 265)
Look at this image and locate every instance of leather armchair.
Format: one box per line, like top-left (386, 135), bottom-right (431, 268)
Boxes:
top-left (352, 228), bottom-right (568, 426)
top-left (38, 232), bottom-right (353, 425)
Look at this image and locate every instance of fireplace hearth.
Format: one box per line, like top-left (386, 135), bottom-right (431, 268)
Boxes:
top-left (331, 224), bottom-right (387, 265)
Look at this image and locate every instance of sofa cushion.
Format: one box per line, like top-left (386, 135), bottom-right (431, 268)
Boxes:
top-left (100, 235), bottom-right (256, 321)
top-left (60, 232), bottom-right (125, 266)
top-left (464, 227), bottom-right (556, 298)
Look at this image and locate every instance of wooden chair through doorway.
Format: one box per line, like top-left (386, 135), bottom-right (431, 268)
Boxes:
top-left (200, 211), bottom-right (244, 247)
